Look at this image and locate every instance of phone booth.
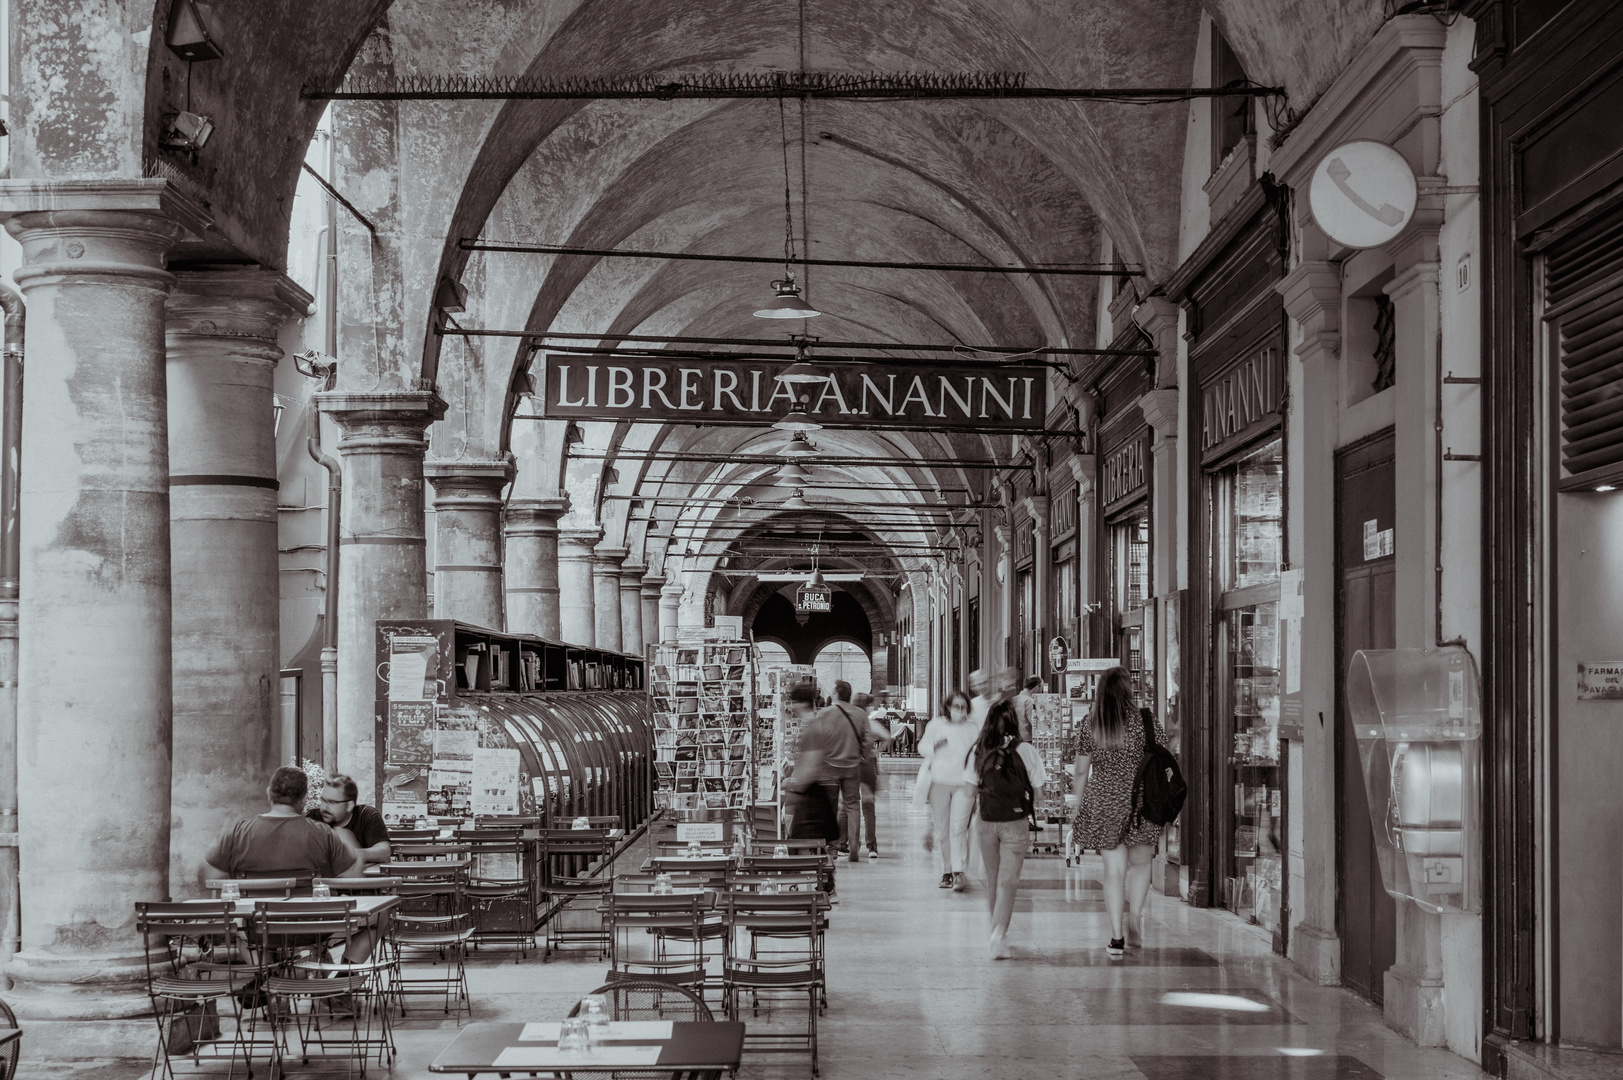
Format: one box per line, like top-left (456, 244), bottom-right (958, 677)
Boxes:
top-left (1345, 646), bottom-right (1482, 915)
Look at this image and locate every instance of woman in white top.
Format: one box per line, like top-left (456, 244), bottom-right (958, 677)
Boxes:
top-left (920, 690), bottom-right (981, 891)
top-left (973, 699), bottom-right (1046, 958)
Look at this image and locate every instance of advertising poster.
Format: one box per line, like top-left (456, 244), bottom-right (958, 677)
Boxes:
top-left (434, 727), bottom-right (478, 762)
top-left (471, 747), bottom-right (521, 816)
top-left (388, 635), bottom-right (440, 701)
top-left (386, 701), bottom-right (434, 764)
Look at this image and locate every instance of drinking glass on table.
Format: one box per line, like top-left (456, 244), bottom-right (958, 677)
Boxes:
top-left (581, 993), bottom-right (610, 1036)
top-left (773, 844), bottom-right (789, 858)
top-left (654, 872), bottom-right (673, 895)
top-left (558, 1016), bottom-right (593, 1054)
top-left (220, 881), bottom-right (240, 902)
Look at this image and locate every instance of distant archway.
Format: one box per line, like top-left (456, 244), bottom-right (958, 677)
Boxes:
top-left (814, 641), bottom-right (872, 696)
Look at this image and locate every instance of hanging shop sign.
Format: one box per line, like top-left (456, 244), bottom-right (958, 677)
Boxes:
top-left (538, 354), bottom-right (1047, 431)
top-left (1101, 431), bottom-right (1150, 512)
top-left (795, 584), bottom-right (832, 613)
top-left (1308, 140), bottom-right (1418, 250)
top-left (1200, 338), bottom-right (1284, 461)
top-left (1048, 635), bottom-right (1069, 672)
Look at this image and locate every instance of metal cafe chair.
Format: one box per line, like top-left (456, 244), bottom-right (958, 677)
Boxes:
top-left (719, 891), bottom-right (828, 1075)
top-left (543, 875), bottom-right (612, 960)
top-left (134, 901), bottom-right (267, 1080)
top-left (315, 876), bottom-right (403, 895)
top-left (466, 878), bottom-right (537, 960)
top-left (204, 877), bottom-right (297, 899)
top-left (613, 873), bottom-right (706, 893)
top-left (539, 828), bottom-right (615, 884)
top-left (0, 997), bottom-right (19, 1080)
top-left (389, 882), bottom-right (475, 1023)
top-left (567, 976), bottom-right (713, 1021)
top-left (602, 892), bottom-right (720, 995)
top-left (252, 900), bottom-right (390, 1077)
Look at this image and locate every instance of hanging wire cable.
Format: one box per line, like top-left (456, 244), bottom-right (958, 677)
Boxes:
top-left (777, 95), bottom-right (798, 280)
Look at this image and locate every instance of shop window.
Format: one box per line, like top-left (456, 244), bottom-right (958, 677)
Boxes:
top-left (1209, 439), bottom-right (1285, 936)
top-left (1108, 513), bottom-right (1152, 698)
top-left (1545, 203), bottom-right (1623, 490)
top-left (1371, 294), bottom-right (1396, 393)
top-left (1054, 559), bottom-right (1077, 653)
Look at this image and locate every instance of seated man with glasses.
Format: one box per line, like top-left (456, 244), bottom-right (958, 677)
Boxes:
top-left (307, 773), bottom-right (391, 867)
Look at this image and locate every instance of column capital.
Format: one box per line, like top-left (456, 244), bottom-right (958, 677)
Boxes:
top-left (424, 459), bottom-right (515, 510)
top-left (1140, 388), bottom-right (1180, 440)
top-left (620, 561), bottom-right (648, 579)
top-left (994, 523), bottom-right (1011, 551)
top-left (640, 573), bottom-right (667, 597)
top-left (1020, 494), bottom-right (1049, 530)
top-left (1278, 261), bottom-right (1343, 363)
top-left (0, 177), bottom-right (212, 237)
top-left (316, 390), bottom-right (448, 446)
top-left (558, 526), bottom-right (603, 551)
top-left (1132, 296), bottom-right (1181, 388)
top-left (593, 545), bottom-right (630, 570)
top-left (1066, 454), bottom-right (1097, 494)
top-left (1385, 259), bottom-right (1441, 304)
top-left (661, 577), bottom-right (686, 600)
top-left (506, 496), bottom-right (570, 537)
top-left (167, 268), bottom-right (313, 366)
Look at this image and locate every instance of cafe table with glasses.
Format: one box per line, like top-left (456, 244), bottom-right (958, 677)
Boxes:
top-left (429, 1020), bottom-right (744, 1077)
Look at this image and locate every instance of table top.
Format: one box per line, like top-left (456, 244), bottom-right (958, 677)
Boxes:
top-left (429, 1021), bottom-right (745, 1075)
top-left (374, 857), bottom-right (473, 873)
top-left (184, 895), bottom-right (400, 918)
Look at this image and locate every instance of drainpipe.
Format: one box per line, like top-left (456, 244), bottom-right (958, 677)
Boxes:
top-left (308, 152), bottom-right (342, 772)
top-left (0, 280), bottom-right (24, 985)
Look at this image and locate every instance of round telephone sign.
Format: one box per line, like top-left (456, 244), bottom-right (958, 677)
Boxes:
top-left (1308, 140), bottom-right (1418, 249)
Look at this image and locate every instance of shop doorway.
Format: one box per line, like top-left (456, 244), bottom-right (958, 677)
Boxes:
top-left (1335, 431), bottom-right (1398, 1004)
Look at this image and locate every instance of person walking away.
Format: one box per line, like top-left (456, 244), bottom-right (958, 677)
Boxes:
top-left (920, 690), bottom-right (980, 891)
top-left (851, 693), bottom-right (893, 860)
top-left (782, 682), bottom-right (840, 899)
top-left (1071, 666), bottom-right (1168, 957)
top-left (807, 681), bottom-right (868, 863)
top-left (974, 700), bottom-right (1046, 958)
top-left (1014, 676), bottom-right (1042, 742)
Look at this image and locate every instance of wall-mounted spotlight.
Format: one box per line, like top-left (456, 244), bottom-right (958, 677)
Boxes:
top-left (564, 421), bottom-right (585, 445)
top-left (515, 371), bottom-right (538, 399)
top-left (161, 111), bottom-right (215, 152)
top-left (167, 0), bottom-right (223, 61)
top-left (434, 276), bottom-right (468, 315)
top-left (603, 466), bottom-right (620, 485)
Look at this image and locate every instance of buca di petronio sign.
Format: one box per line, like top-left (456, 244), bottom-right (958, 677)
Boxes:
top-left (538, 354), bottom-right (1048, 432)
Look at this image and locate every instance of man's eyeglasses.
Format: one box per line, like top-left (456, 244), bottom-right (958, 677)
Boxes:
top-left (319, 797), bottom-right (353, 808)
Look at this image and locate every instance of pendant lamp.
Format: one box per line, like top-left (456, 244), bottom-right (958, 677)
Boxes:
top-left (780, 488), bottom-right (813, 511)
top-left (777, 431), bottom-right (819, 458)
top-left (771, 401), bottom-right (822, 433)
top-left (754, 278), bottom-right (822, 320)
top-left (775, 461), bottom-right (813, 485)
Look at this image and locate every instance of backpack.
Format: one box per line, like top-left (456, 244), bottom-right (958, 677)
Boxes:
top-left (973, 740), bottom-right (1036, 823)
top-left (1128, 708), bottom-right (1187, 830)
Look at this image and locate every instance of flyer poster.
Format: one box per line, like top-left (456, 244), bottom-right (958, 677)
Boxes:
top-left (381, 787), bottom-right (425, 828)
top-left (386, 701), bottom-right (434, 764)
top-left (471, 747), bottom-right (521, 816)
top-left (388, 635), bottom-right (440, 701)
top-left (434, 727), bottom-right (478, 762)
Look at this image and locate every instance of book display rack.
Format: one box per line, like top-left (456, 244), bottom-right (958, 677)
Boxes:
top-left (650, 638), bottom-right (759, 823)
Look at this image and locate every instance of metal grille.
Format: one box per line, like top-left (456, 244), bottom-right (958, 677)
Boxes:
top-left (1549, 206), bottom-right (1623, 488)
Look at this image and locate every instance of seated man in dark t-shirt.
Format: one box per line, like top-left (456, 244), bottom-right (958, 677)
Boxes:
top-left (306, 773), bottom-right (392, 866)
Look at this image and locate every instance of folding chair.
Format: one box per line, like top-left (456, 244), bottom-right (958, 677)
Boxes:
top-left (254, 900), bottom-right (392, 1075)
top-left (720, 891), bottom-right (827, 1075)
top-left (613, 873), bottom-right (705, 893)
top-left (543, 876), bottom-right (612, 959)
top-left (466, 879), bottom-right (537, 960)
top-left (389, 882), bottom-right (474, 1022)
top-left (568, 976), bottom-right (712, 1021)
top-left (135, 901), bottom-right (266, 1080)
top-left (0, 996), bottom-right (18, 1080)
top-left (602, 892), bottom-right (719, 992)
top-left (204, 877), bottom-right (296, 899)
top-left (540, 829), bottom-right (614, 884)
top-left (316, 876), bottom-right (403, 896)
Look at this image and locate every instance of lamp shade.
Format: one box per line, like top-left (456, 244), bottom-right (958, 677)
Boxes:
top-left (777, 432), bottom-right (818, 458)
top-left (780, 488), bottom-right (813, 511)
top-left (776, 359), bottom-right (829, 386)
top-left (771, 402), bottom-right (822, 433)
top-left (753, 279), bottom-right (822, 319)
top-left (775, 462), bottom-right (813, 485)
top-left (806, 568), bottom-right (826, 587)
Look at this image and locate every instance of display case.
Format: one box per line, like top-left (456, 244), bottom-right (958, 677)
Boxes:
top-left (1210, 439), bottom-right (1286, 940)
top-left (650, 636), bottom-right (760, 823)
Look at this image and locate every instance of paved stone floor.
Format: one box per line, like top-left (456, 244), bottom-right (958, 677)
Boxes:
top-left (48, 772), bottom-right (1491, 1079)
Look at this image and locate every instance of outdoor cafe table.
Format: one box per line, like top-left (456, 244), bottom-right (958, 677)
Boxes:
top-left (182, 894), bottom-right (401, 929)
top-left (639, 856), bottom-right (733, 872)
top-left (429, 1020), bottom-right (745, 1077)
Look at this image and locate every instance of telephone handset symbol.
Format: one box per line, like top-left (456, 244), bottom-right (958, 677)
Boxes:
top-left (1326, 157), bottom-right (1405, 227)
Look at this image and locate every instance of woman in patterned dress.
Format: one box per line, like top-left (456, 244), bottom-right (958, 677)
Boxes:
top-left (1072, 666), bottom-right (1166, 957)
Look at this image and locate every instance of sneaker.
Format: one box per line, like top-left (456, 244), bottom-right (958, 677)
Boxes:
top-left (1106, 937), bottom-right (1125, 959)
top-left (952, 872), bottom-right (966, 893)
top-left (938, 873), bottom-right (953, 889)
top-left (867, 848), bottom-right (879, 863)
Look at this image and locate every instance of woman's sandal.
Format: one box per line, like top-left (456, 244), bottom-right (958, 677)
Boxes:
top-left (1107, 937), bottom-right (1125, 958)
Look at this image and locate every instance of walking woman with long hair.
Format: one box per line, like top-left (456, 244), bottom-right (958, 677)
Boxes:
top-left (974, 699), bottom-right (1046, 959)
top-left (1072, 666), bottom-right (1167, 957)
top-left (919, 689), bottom-right (980, 892)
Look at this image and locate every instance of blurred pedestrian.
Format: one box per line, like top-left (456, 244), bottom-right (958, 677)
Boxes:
top-left (920, 690), bottom-right (980, 891)
top-left (851, 692), bottom-right (892, 860)
top-left (973, 699), bottom-right (1045, 958)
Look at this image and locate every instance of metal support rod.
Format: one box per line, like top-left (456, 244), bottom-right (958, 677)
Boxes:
top-left (0, 280), bottom-right (23, 983)
top-left (569, 451), bottom-right (1030, 469)
top-left (461, 239), bottom-right (1141, 277)
top-left (537, 342), bottom-right (1078, 371)
top-left (446, 327), bottom-right (1154, 358)
top-left (313, 166), bottom-right (342, 772)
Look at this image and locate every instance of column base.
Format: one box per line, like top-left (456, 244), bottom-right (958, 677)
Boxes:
top-left (1291, 922), bottom-right (1342, 986)
top-left (1384, 963), bottom-right (1447, 1046)
top-left (7, 945), bottom-right (155, 1020)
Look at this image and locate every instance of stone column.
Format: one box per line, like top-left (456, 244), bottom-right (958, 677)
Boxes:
top-left (994, 523), bottom-right (1014, 666)
top-left (0, 185), bottom-right (202, 1028)
top-left (315, 390), bottom-right (446, 806)
top-left (425, 459), bottom-right (514, 628)
top-left (640, 573), bottom-right (665, 650)
top-left (1066, 456), bottom-right (1097, 655)
top-left (165, 269), bottom-right (310, 899)
top-left (1023, 496), bottom-right (1050, 680)
top-left (504, 497), bottom-right (567, 639)
top-left (1384, 216), bottom-right (1447, 1045)
top-left (659, 578), bottom-right (683, 644)
top-left (593, 546), bottom-right (628, 652)
top-left (1278, 260), bottom-right (1344, 986)
top-left (619, 563), bottom-right (647, 656)
top-left (557, 527), bottom-right (601, 646)
top-left (1141, 390), bottom-right (1180, 610)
